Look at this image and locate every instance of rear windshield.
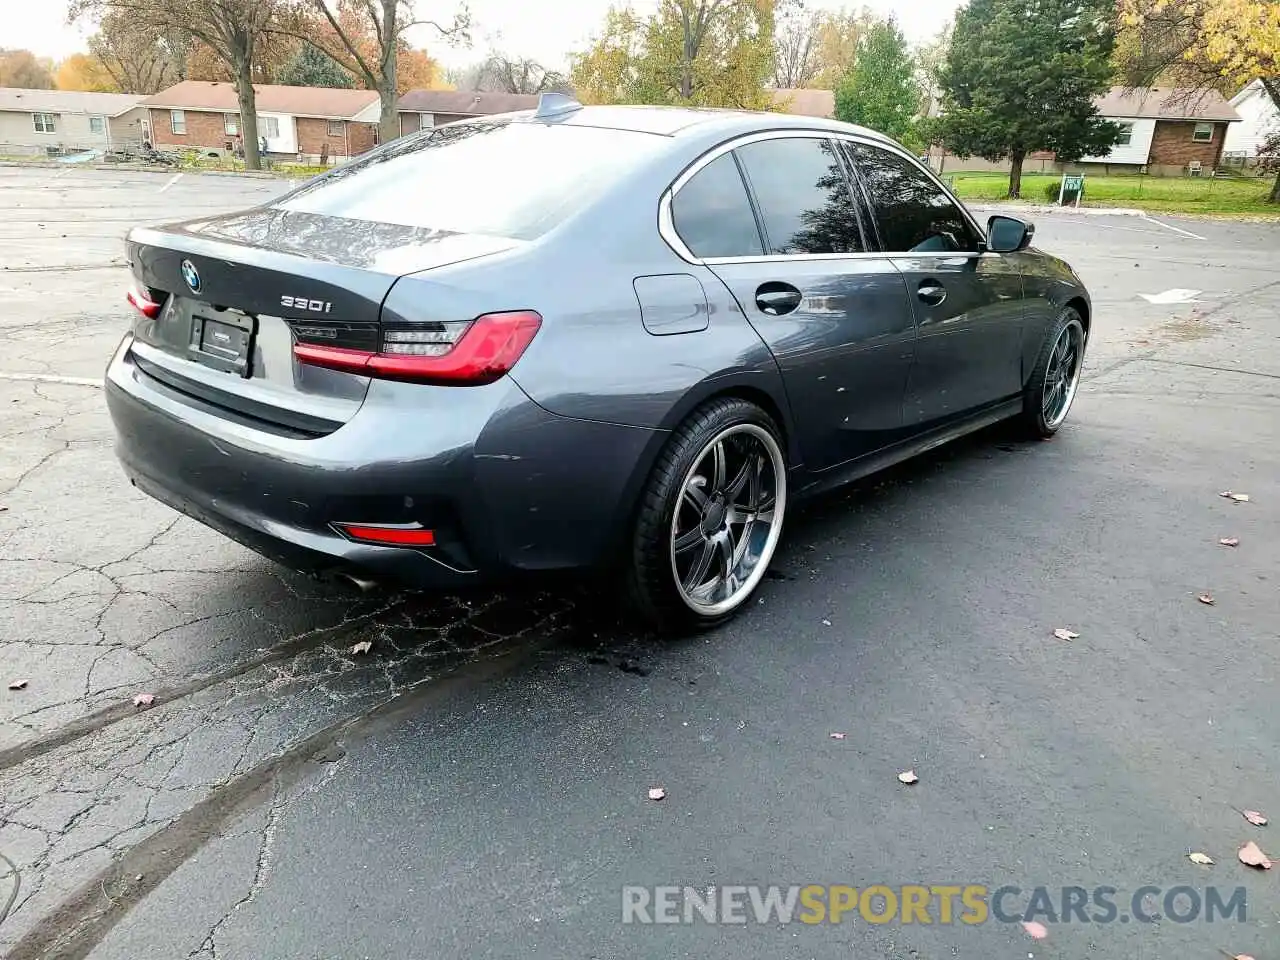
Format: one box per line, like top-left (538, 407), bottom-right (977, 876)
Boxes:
top-left (276, 119), bottom-right (665, 241)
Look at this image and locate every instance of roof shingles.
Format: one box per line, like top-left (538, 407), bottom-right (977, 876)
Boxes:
top-left (141, 81), bottom-right (380, 120)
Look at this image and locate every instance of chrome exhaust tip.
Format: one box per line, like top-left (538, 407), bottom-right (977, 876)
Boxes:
top-left (334, 570), bottom-right (379, 593)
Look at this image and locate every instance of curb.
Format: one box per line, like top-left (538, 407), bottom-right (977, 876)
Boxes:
top-left (0, 160), bottom-right (287, 180)
top-left (970, 202), bottom-right (1147, 217)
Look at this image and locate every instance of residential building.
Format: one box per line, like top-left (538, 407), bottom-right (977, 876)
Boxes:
top-left (1078, 87), bottom-right (1241, 175)
top-left (396, 91), bottom-right (539, 136)
top-left (140, 81), bottom-right (381, 162)
top-left (770, 88), bottom-right (836, 119)
top-left (0, 88), bottom-right (147, 156)
top-left (1223, 79), bottom-right (1280, 159)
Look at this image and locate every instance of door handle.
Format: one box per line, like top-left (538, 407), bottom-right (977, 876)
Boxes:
top-left (755, 282), bottom-right (803, 316)
top-left (917, 280), bottom-right (947, 306)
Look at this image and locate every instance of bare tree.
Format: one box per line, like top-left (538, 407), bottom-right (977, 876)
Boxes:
top-left (71, 0), bottom-right (275, 169)
top-left (773, 4), bottom-right (821, 88)
top-left (479, 53), bottom-right (569, 95)
top-left (88, 10), bottom-right (191, 94)
top-left (279, 0), bottom-right (469, 143)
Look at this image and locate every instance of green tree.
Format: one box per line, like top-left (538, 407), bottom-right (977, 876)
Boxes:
top-left (934, 0), bottom-right (1122, 198)
top-left (278, 42), bottom-right (354, 87)
top-left (833, 18), bottom-right (921, 148)
top-left (571, 0), bottom-right (776, 109)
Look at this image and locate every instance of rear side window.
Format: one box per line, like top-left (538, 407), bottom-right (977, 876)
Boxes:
top-left (278, 119), bottom-right (665, 241)
top-left (734, 137), bottom-right (866, 255)
top-left (849, 143), bottom-right (981, 253)
top-left (670, 153), bottom-right (763, 258)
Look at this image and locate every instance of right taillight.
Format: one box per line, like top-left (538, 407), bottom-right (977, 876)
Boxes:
top-left (294, 310), bottom-right (542, 386)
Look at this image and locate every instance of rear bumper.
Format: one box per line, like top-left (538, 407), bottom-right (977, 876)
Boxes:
top-left (105, 335), bottom-right (664, 587)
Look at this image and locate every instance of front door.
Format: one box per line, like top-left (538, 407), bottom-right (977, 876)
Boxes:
top-left (847, 142), bottom-right (1025, 428)
top-left (669, 136), bottom-right (918, 471)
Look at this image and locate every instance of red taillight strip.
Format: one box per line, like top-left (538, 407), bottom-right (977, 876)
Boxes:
top-left (294, 311), bottom-right (542, 386)
top-left (127, 283), bottom-right (162, 319)
top-left (333, 523), bottom-right (436, 547)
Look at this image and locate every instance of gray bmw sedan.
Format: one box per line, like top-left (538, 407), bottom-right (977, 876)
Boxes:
top-left (106, 93), bottom-right (1091, 629)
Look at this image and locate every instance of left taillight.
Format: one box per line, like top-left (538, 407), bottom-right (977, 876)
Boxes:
top-left (127, 280), bottom-right (162, 319)
top-left (294, 310), bottom-right (542, 386)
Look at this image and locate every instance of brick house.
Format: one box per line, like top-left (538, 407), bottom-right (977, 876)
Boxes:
top-left (1078, 87), bottom-right (1241, 175)
top-left (140, 81), bottom-right (381, 163)
top-left (396, 90), bottom-right (539, 136)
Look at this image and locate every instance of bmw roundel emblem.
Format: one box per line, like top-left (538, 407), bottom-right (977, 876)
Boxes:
top-left (180, 259), bottom-right (201, 293)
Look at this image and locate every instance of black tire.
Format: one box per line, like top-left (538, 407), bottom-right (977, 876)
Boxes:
top-left (1020, 307), bottom-right (1086, 438)
top-left (627, 398), bottom-right (788, 631)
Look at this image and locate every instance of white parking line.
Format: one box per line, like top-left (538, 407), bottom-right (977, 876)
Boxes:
top-left (1141, 215), bottom-right (1207, 241)
top-left (159, 173), bottom-right (183, 193)
top-left (0, 372), bottom-right (101, 387)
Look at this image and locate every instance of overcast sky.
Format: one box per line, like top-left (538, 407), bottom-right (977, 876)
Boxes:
top-left (3, 0), bottom-right (963, 73)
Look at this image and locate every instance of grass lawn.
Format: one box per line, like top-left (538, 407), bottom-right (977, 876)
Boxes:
top-left (947, 171), bottom-right (1280, 215)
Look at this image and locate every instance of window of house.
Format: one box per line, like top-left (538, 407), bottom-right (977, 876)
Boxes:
top-left (849, 142), bottom-right (981, 254)
top-left (1115, 122), bottom-right (1134, 146)
top-left (670, 153), bottom-right (764, 259)
top-left (224, 114), bottom-right (239, 136)
top-left (1192, 122), bottom-right (1215, 142)
top-left (327, 120), bottom-right (343, 137)
top-left (170, 110), bottom-right (186, 134)
top-left (258, 116), bottom-right (281, 140)
top-left (32, 113), bottom-right (57, 134)
top-left (89, 116), bottom-right (106, 135)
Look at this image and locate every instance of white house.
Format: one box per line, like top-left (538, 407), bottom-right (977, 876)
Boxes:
top-left (1078, 87), bottom-right (1241, 175)
top-left (0, 88), bottom-right (147, 156)
top-left (1223, 80), bottom-right (1280, 158)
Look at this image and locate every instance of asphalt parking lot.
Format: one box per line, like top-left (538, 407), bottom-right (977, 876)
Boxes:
top-left (1, 164), bottom-right (1278, 959)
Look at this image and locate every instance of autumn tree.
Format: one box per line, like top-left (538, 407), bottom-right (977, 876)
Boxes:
top-left (571, 0), bottom-right (776, 109)
top-left (934, 0), bottom-right (1122, 198)
top-left (774, 0), bottom-right (821, 87)
top-left (88, 10), bottom-right (191, 94)
top-left (1117, 0), bottom-right (1280, 201)
top-left (810, 8), bottom-right (879, 89)
top-left (0, 49), bottom-right (56, 89)
top-left (279, 43), bottom-right (355, 87)
top-left (55, 53), bottom-right (119, 92)
top-left (834, 18), bottom-right (921, 147)
top-left (70, 0), bottom-right (277, 170)
top-left (278, 1), bottom-right (468, 143)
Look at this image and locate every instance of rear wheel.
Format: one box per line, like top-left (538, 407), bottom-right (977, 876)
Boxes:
top-left (1021, 307), bottom-right (1085, 438)
top-left (628, 399), bottom-right (787, 630)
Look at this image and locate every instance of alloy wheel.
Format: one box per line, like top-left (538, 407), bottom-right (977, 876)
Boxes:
top-left (1042, 320), bottom-right (1084, 430)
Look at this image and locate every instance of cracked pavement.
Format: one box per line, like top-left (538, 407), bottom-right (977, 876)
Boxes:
top-left (1, 167), bottom-right (1278, 959)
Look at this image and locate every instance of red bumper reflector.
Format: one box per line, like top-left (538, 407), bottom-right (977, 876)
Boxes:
top-left (294, 310), bottom-right (542, 385)
top-left (334, 523), bottom-right (436, 547)
top-left (127, 283), bottom-right (162, 319)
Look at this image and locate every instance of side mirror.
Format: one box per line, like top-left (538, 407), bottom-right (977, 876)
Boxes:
top-left (986, 215), bottom-right (1035, 254)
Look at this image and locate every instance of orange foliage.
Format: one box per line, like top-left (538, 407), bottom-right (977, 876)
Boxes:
top-left (55, 53), bottom-right (118, 92)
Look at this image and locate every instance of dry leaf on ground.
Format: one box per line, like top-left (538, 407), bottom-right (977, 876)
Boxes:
top-left (829, 732), bottom-right (846, 740)
top-left (1219, 538), bottom-right (1240, 547)
top-left (1022, 920), bottom-right (1048, 940)
top-left (1219, 491), bottom-right (1250, 502)
top-left (897, 770), bottom-right (919, 785)
top-left (648, 787), bottom-right (666, 801)
top-left (1188, 852), bottom-right (1214, 866)
top-left (350, 640), bottom-right (373, 655)
top-left (1198, 594), bottom-right (1216, 605)
top-left (132, 693), bottom-right (155, 708)
top-left (1053, 628), bottom-right (1079, 641)
top-left (8, 679), bottom-right (28, 690)
top-left (1238, 841), bottom-right (1273, 870)
top-left (1242, 810), bottom-right (1268, 827)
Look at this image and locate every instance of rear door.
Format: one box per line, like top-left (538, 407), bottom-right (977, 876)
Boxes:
top-left (673, 135), bottom-right (917, 471)
top-left (845, 142), bottom-right (1025, 427)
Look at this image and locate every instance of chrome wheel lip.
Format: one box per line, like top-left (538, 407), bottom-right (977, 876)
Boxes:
top-left (668, 423), bottom-right (787, 618)
top-left (1042, 320), bottom-right (1084, 430)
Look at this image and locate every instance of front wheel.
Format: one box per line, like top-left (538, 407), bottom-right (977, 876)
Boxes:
top-left (627, 399), bottom-right (788, 631)
top-left (1021, 308), bottom-right (1086, 438)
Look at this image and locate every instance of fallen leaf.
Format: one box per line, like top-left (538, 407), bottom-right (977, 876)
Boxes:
top-left (132, 693), bottom-right (155, 708)
top-left (1053, 628), bottom-right (1079, 641)
top-left (897, 770), bottom-right (919, 785)
top-left (1243, 810), bottom-right (1268, 827)
top-left (1219, 491), bottom-right (1250, 503)
top-left (829, 732), bottom-right (846, 740)
top-left (648, 787), bottom-right (666, 801)
top-left (8, 679), bottom-right (28, 690)
top-left (1198, 594), bottom-right (1216, 605)
top-left (1219, 538), bottom-right (1240, 547)
top-left (350, 640), bottom-right (372, 655)
top-left (821, 619), bottom-right (832, 626)
top-left (1230, 955), bottom-right (1256, 960)
top-left (1022, 920), bottom-right (1048, 940)
top-left (1238, 841), bottom-right (1273, 870)
top-left (1188, 852), bottom-right (1214, 865)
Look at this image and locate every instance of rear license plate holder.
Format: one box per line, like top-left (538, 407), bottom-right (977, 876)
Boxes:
top-left (189, 311), bottom-right (255, 378)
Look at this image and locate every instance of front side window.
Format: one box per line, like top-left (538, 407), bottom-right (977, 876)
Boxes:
top-left (850, 143), bottom-right (981, 254)
top-left (734, 137), bottom-right (865, 255)
top-left (170, 109), bottom-right (186, 134)
top-left (224, 114), bottom-right (239, 136)
top-left (670, 153), bottom-right (763, 259)
top-left (1192, 122), bottom-right (1214, 142)
top-left (33, 113), bottom-right (56, 133)
top-left (89, 116), bottom-right (106, 135)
